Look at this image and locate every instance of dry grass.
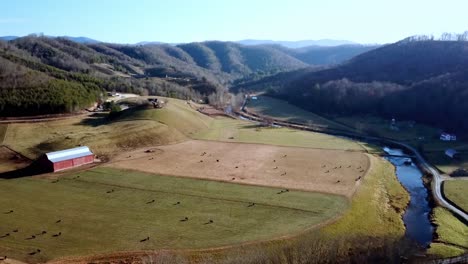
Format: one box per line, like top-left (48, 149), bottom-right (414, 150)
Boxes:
top-left (0, 146), bottom-right (30, 173)
top-left (0, 124), bottom-right (7, 144)
top-left (107, 140), bottom-right (370, 197)
top-left (2, 98), bottom-right (210, 159)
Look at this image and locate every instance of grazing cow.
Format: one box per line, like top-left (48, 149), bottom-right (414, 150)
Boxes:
top-left (200, 160), bottom-right (203, 163)
top-left (248, 202), bottom-right (256, 207)
top-left (106, 189), bottom-right (114, 194)
top-left (325, 170), bottom-right (330, 173)
top-left (355, 176), bottom-right (362, 181)
top-left (0, 256), bottom-right (6, 260)
top-left (0, 233), bottom-right (9, 238)
top-left (336, 180), bottom-right (341, 183)
top-left (29, 249), bottom-right (41, 255)
top-left (231, 177), bottom-right (235, 180)
top-left (216, 159), bottom-right (219, 162)
top-left (174, 201), bottom-right (180, 205)
top-left (283, 155), bottom-right (287, 158)
top-left (180, 217), bottom-right (189, 222)
top-left (147, 199), bottom-right (155, 204)
top-left (273, 160), bottom-right (276, 162)
top-left (52, 232), bottom-right (62, 237)
top-left (235, 166), bottom-right (238, 168)
top-left (4, 210), bottom-right (13, 214)
top-left (140, 236), bottom-right (150, 242)
top-left (26, 235), bottom-right (36, 240)
top-left (52, 180), bottom-right (59, 183)
top-left (12, 229), bottom-right (18, 233)
top-left (274, 166), bottom-right (278, 169)
top-left (56, 219), bottom-right (62, 224)
top-left (347, 165), bottom-right (352, 168)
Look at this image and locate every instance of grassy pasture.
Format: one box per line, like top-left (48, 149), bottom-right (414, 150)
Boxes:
top-left (193, 117), bottom-right (365, 151)
top-left (246, 96), bottom-right (351, 131)
top-left (0, 167), bottom-right (347, 263)
top-left (444, 180), bottom-right (468, 213)
top-left (153, 156), bottom-right (411, 263)
top-left (428, 207), bottom-right (468, 258)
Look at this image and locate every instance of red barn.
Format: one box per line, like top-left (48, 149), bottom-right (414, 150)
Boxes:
top-left (40, 146), bottom-right (94, 172)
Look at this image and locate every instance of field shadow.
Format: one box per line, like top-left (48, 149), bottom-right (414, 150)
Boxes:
top-left (77, 107), bottom-right (149, 127)
top-left (0, 160), bottom-right (49, 179)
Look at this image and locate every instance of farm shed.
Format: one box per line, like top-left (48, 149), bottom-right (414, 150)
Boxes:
top-left (445, 149), bottom-right (460, 159)
top-left (39, 146), bottom-right (94, 172)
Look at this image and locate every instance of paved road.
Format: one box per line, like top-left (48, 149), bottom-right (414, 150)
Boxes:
top-left (394, 141), bottom-right (468, 222)
top-left (239, 99), bottom-right (468, 222)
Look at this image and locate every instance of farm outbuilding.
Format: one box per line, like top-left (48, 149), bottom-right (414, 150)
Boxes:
top-left (445, 149), bottom-right (460, 159)
top-left (39, 146), bottom-right (94, 172)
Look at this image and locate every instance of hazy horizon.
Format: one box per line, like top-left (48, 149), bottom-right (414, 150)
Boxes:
top-left (1, 0), bottom-right (467, 44)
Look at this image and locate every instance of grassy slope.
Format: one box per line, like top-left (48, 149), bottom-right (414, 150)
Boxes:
top-left (321, 156), bottom-right (409, 238)
top-left (444, 180), bottom-right (468, 213)
top-left (0, 124), bottom-right (7, 144)
top-left (193, 118), bottom-right (364, 151)
top-left (0, 167), bottom-right (347, 262)
top-left (2, 98), bottom-right (209, 159)
top-left (428, 207), bottom-right (468, 258)
top-left (246, 96), bottom-right (352, 131)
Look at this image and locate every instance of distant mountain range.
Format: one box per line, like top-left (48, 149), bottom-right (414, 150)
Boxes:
top-left (0, 35), bottom-right (99, 44)
top-left (1, 36), bottom-right (361, 48)
top-left (236, 39), bottom-right (358, 48)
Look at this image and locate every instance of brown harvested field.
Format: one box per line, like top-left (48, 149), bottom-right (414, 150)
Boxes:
top-left (107, 140), bottom-right (370, 197)
top-left (0, 146), bottom-right (31, 173)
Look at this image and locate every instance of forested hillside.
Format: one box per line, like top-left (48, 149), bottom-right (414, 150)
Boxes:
top-left (0, 36), bottom-right (376, 117)
top-left (0, 37), bottom-right (304, 116)
top-left (239, 39), bottom-right (468, 132)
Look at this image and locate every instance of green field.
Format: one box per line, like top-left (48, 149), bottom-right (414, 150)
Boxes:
top-left (428, 207), bottom-right (468, 258)
top-left (176, 156), bottom-right (410, 263)
top-left (0, 167), bottom-right (347, 262)
top-left (444, 180), bottom-right (468, 213)
top-left (246, 96), bottom-right (351, 131)
top-left (193, 117), bottom-right (366, 151)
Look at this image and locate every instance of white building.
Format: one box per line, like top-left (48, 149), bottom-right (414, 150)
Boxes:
top-left (440, 133), bottom-right (457, 141)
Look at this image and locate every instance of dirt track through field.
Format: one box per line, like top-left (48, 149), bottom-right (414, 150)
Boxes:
top-left (107, 140), bottom-right (370, 197)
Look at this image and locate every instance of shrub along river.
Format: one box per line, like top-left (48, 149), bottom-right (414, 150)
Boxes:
top-left (384, 148), bottom-right (433, 247)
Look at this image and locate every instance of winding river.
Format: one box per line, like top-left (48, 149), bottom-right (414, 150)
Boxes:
top-left (384, 148), bottom-right (433, 247)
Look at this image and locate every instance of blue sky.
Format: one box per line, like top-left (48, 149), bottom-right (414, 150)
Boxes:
top-left (1, 0), bottom-right (467, 44)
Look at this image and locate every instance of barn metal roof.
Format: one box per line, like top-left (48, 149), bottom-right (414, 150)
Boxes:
top-left (45, 146), bottom-right (93, 163)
